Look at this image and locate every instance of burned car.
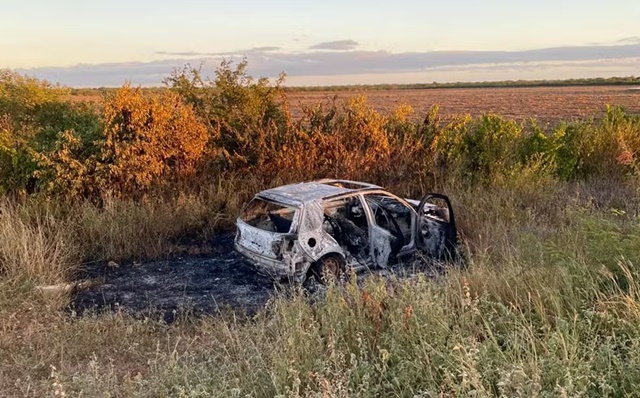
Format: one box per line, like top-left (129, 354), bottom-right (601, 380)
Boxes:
top-left (234, 179), bottom-right (457, 283)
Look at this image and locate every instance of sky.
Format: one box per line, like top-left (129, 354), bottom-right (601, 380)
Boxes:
top-left (1, 0), bottom-right (639, 86)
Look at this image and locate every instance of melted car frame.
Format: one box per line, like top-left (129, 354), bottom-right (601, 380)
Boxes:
top-left (234, 179), bottom-right (457, 283)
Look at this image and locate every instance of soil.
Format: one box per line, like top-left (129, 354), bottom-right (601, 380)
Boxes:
top-left (287, 86), bottom-right (640, 126)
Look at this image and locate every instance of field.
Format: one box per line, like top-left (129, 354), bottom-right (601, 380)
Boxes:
top-left (3, 62), bottom-right (640, 396)
top-left (68, 85), bottom-right (640, 126)
top-left (287, 86), bottom-right (640, 125)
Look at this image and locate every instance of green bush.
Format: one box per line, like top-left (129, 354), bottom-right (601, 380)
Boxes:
top-left (164, 59), bottom-right (289, 171)
top-left (0, 70), bottom-right (102, 195)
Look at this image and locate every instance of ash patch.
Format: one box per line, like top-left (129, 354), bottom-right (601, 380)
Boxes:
top-left (71, 235), bottom-right (277, 321)
top-left (70, 234), bottom-right (459, 322)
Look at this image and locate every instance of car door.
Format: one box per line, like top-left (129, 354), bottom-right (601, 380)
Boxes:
top-left (415, 193), bottom-right (457, 260)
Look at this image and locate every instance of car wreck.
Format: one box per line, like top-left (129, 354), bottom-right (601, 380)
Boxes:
top-left (234, 179), bottom-right (457, 283)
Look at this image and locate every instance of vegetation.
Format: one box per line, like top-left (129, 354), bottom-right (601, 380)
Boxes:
top-left (67, 75), bottom-right (640, 96)
top-left (1, 62), bottom-right (640, 396)
top-left (5, 65), bottom-right (640, 201)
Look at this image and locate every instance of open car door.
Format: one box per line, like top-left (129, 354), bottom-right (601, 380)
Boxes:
top-left (415, 193), bottom-right (457, 260)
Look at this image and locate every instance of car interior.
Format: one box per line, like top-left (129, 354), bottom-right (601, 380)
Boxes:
top-left (242, 198), bottom-right (297, 233)
top-left (322, 197), bottom-right (370, 260)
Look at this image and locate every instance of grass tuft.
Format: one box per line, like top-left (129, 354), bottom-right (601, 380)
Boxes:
top-left (0, 200), bottom-right (80, 285)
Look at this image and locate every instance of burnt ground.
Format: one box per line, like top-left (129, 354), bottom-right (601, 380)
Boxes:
top-left (71, 234), bottom-right (278, 322)
top-left (71, 234), bottom-right (451, 322)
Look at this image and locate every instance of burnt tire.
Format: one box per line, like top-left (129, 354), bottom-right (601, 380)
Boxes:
top-left (311, 254), bottom-right (345, 284)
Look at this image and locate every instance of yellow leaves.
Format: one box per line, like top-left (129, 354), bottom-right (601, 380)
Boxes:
top-left (0, 69), bottom-right (68, 113)
top-left (97, 84), bottom-right (209, 197)
top-left (392, 103), bottom-right (415, 122)
top-left (0, 115), bottom-right (12, 150)
top-left (38, 84), bottom-right (210, 200)
top-left (243, 95), bottom-right (422, 182)
top-left (617, 149), bottom-right (634, 166)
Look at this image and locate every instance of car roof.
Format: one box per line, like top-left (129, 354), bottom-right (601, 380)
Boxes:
top-left (257, 179), bottom-right (382, 205)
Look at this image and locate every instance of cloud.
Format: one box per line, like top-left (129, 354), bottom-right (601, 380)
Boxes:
top-left (309, 40), bottom-right (359, 50)
top-left (155, 46), bottom-right (280, 57)
top-left (155, 51), bottom-right (205, 57)
top-left (617, 36), bottom-right (640, 44)
top-left (17, 43), bottom-right (640, 87)
top-left (283, 57), bottom-right (640, 86)
top-left (247, 46), bottom-right (281, 52)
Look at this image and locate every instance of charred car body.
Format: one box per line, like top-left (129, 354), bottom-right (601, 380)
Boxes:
top-left (235, 179), bottom-right (457, 283)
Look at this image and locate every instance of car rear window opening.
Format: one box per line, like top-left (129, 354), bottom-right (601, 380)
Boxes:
top-left (241, 198), bottom-right (298, 233)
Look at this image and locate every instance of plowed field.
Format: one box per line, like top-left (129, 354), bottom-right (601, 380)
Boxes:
top-left (287, 86), bottom-right (640, 125)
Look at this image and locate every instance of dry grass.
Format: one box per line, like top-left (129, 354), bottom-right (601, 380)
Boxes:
top-left (0, 200), bottom-right (80, 285)
top-left (71, 177), bottom-right (267, 262)
top-left (75, 195), bottom-right (222, 262)
top-left (0, 177), bottom-right (260, 275)
top-left (0, 177), bottom-right (639, 396)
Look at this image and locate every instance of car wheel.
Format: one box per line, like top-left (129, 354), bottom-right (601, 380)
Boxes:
top-left (312, 254), bottom-right (345, 284)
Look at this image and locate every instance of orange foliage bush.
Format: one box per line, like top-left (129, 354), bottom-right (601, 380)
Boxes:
top-left (42, 85), bottom-right (209, 199)
top-left (99, 85), bottom-right (209, 196)
top-left (262, 96), bottom-right (392, 181)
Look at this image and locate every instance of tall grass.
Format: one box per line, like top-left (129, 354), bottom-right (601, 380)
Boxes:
top-left (1, 169), bottom-right (639, 397)
top-left (0, 200), bottom-right (80, 284)
top-left (3, 205), bottom-right (640, 396)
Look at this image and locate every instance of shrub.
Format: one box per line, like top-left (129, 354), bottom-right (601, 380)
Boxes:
top-left (431, 114), bottom-right (523, 185)
top-left (165, 59), bottom-right (288, 171)
top-left (550, 107), bottom-right (640, 180)
top-left (97, 85), bottom-right (209, 197)
top-left (5, 62), bottom-right (640, 199)
top-left (0, 70), bottom-right (102, 195)
top-left (41, 85), bottom-right (209, 199)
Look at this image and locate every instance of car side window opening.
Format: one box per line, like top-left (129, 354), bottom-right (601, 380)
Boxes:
top-left (241, 198), bottom-right (298, 233)
top-left (364, 194), bottom-right (413, 252)
top-left (423, 202), bottom-right (451, 223)
top-left (322, 197), bottom-right (370, 260)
